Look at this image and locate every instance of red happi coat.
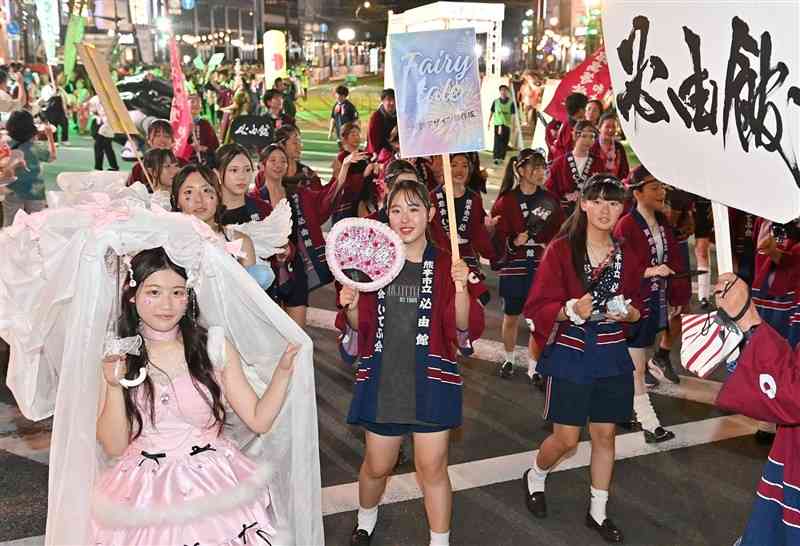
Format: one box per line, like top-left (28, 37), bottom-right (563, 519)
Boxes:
top-left (545, 119), bottom-right (563, 159)
top-left (614, 210), bottom-right (692, 309)
top-left (590, 140), bottom-right (630, 180)
top-left (523, 237), bottom-right (644, 383)
top-left (752, 218), bottom-right (800, 341)
top-left (716, 324), bottom-right (800, 545)
top-left (545, 152), bottom-right (604, 217)
top-left (551, 120), bottom-right (574, 160)
top-left (248, 179), bottom-right (341, 291)
top-left (429, 186), bottom-right (497, 266)
top-left (336, 247), bottom-right (485, 427)
top-left (332, 149), bottom-right (369, 223)
top-left (187, 118), bottom-right (220, 164)
top-left (490, 187), bottom-right (564, 271)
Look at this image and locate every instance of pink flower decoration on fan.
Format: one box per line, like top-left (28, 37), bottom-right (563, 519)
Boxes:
top-left (325, 218), bottom-right (406, 292)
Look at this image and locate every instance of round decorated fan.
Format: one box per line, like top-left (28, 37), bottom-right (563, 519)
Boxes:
top-left (326, 217), bottom-right (406, 292)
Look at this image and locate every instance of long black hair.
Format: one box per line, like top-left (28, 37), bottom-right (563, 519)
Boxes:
top-left (119, 248), bottom-right (226, 440)
top-left (557, 174), bottom-right (626, 285)
top-left (215, 142), bottom-right (254, 188)
top-left (499, 148), bottom-right (546, 197)
top-left (170, 163), bottom-right (226, 228)
top-left (450, 152), bottom-right (486, 194)
top-left (143, 148), bottom-right (178, 193)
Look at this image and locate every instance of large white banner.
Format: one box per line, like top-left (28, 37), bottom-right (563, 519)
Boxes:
top-left (603, 1), bottom-right (800, 223)
top-left (35, 0), bottom-right (59, 64)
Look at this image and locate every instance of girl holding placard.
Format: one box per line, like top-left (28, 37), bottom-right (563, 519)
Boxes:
top-left (522, 174), bottom-right (642, 543)
top-left (338, 178), bottom-right (485, 546)
top-left (491, 149), bottom-right (563, 381)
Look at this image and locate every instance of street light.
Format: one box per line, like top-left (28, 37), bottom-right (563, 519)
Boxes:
top-left (338, 28), bottom-right (356, 66)
top-left (525, 8), bottom-right (534, 16)
top-left (549, 16), bottom-right (559, 27)
top-left (337, 28), bottom-right (355, 41)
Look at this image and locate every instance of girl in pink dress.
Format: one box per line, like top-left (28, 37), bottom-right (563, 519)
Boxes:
top-left (92, 247), bottom-right (298, 545)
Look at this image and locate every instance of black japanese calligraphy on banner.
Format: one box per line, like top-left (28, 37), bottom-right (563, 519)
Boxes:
top-left (604, 2), bottom-right (800, 223)
top-left (229, 115), bottom-right (274, 152)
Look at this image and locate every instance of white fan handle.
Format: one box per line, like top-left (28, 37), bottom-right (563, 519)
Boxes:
top-left (119, 366), bottom-right (148, 388)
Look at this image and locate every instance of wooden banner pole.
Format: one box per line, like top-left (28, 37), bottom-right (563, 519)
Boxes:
top-left (126, 135), bottom-right (154, 192)
top-left (441, 153), bottom-right (464, 292)
top-left (712, 201), bottom-right (733, 275)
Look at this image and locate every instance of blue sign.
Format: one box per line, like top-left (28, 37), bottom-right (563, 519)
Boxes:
top-left (390, 28), bottom-right (484, 158)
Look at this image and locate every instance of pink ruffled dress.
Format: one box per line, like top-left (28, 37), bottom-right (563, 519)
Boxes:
top-left (90, 372), bottom-right (276, 545)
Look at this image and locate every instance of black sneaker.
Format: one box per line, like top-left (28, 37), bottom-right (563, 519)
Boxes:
top-left (499, 360), bottom-right (514, 379)
top-left (530, 372), bottom-right (545, 392)
top-left (350, 528), bottom-right (372, 545)
top-left (650, 354), bottom-right (680, 384)
top-left (522, 469), bottom-right (547, 518)
top-left (585, 512), bottom-right (624, 543)
top-left (644, 426), bottom-right (675, 443)
top-left (644, 366), bottom-right (660, 388)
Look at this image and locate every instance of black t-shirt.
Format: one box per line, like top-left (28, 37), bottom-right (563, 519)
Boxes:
top-left (519, 187), bottom-right (558, 241)
top-left (221, 198), bottom-right (263, 225)
top-left (376, 260), bottom-right (428, 424)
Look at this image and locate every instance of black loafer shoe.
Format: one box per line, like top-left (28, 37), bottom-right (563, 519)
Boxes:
top-left (585, 512), bottom-right (624, 543)
top-left (350, 528), bottom-right (372, 545)
top-left (522, 469), bottom-right (547, 518)
top-left (644, 426), bottom-right (675, 444)
top-left (499, 360), bottom-right (514, 379)
top-left (530, 372), bottom-right (545, 392)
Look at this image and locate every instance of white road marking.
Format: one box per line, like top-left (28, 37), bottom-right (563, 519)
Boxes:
top-left (321, 414), bottom-right (757, 515)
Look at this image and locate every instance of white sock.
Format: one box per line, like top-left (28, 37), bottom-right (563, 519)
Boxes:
top-left (527, 357), bottom-right (539, 378)
top-left (589, 486), bottom-right (609, 524)
top-left (357, 505), bottom-right (378, 534)
top-left (504, 350), bottom-right (515, 364)
top-left (697, 267), bottom-right (710, 300)
top-left (429, 530), bottom-right (450, 546)
top-left (634, 393), bottom-right (661, 433)
top-left (527, 459), bottom-right (549, 494)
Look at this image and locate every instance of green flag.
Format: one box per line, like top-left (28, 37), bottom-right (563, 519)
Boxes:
top-left (204, 53), bottom-right (225, 83)
top-left (63, 14), bottom-right (85, 81)
top-left (193, 55), bottom-right (205, 71)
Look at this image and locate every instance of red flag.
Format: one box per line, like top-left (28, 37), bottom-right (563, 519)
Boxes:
top-left (169, 38), bottom-right (192, 161)
top-left (544, 47), bottom-right (611, 123)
